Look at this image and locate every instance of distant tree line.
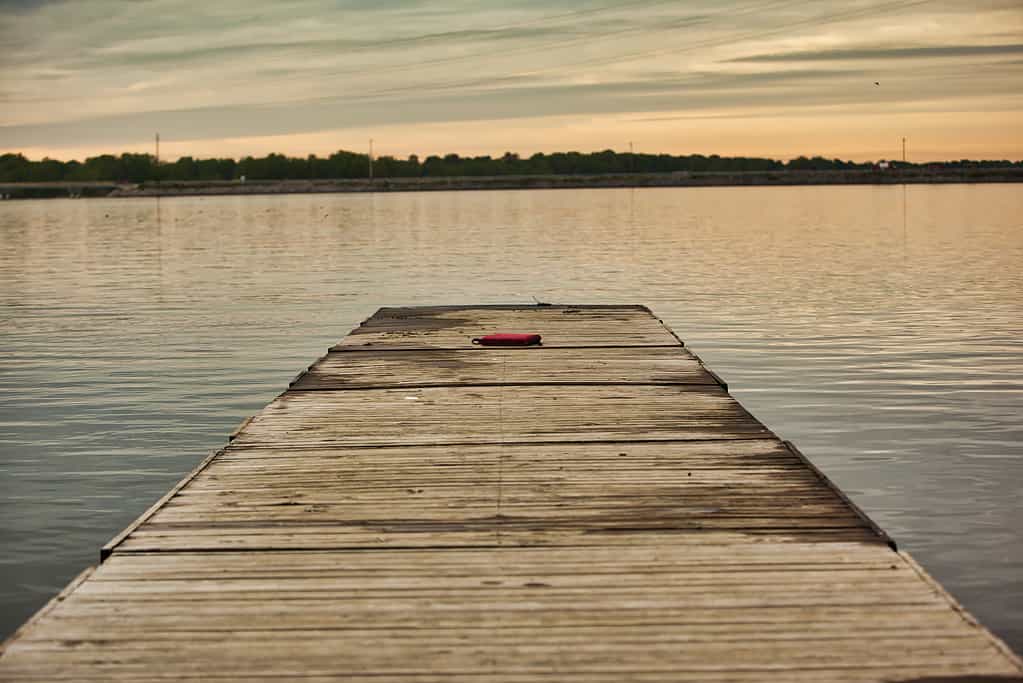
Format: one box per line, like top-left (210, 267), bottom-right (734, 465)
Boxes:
top-left (1, 150), bottom-right (1020, 183)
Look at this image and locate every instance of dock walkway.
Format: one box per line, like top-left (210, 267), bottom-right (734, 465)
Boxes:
top-left (2, 305), bottom-right (1020, 681)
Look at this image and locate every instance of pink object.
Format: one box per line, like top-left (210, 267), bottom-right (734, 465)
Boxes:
top-left (472, 333), bottom-right (542, 346)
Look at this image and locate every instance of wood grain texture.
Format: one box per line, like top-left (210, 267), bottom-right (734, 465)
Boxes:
top-left (232, 385), bottom-right (772, 448)
top-left (3, 304), bottom-right (1019, 682)
top-left (293, 346), bottom-right (715, 390)
top-left (2, 546), bottom-right (1019, 680)
top-left (114, 441), bottom-right (869, 552)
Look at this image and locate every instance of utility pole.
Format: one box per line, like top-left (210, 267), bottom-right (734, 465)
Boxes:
top-left (629, 141), bottom-right (634, 173)
top-left (155, 133), bottom-right (160, 193)
top-left (902, 137), bottom-right (906, 163)
top-left (369, 138), bottom-right (374, 181)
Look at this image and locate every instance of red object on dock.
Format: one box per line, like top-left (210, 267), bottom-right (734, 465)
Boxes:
top-left (472, 333), bottom-right (542, 346)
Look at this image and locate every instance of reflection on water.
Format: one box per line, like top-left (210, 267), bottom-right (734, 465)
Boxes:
top-left (1, 185), bottom-right (1021, 648)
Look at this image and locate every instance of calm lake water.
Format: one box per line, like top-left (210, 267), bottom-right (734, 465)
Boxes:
top-left (1, 185), bottom-right (1021, 650)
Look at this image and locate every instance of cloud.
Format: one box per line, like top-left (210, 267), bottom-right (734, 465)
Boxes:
top-left (730, 43), bottom-right (1023, 62)
top-left (1, 0), bottom-right (1021, 158)
top-left (5, 57), bottom-right (1017, 150)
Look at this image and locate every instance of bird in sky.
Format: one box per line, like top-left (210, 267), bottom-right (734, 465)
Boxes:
top-left (875, 81), bottom-right (880, 86)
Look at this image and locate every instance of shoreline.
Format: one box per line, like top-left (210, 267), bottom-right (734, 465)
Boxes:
top-left (2, 167), bottom-right (1021, 199)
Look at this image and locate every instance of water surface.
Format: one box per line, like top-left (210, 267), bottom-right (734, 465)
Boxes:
top-left (1, 185), bottom-right (1021, 649)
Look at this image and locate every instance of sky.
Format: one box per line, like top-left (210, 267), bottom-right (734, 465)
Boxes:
top-left (1, 0), bottom-right (1021, 162)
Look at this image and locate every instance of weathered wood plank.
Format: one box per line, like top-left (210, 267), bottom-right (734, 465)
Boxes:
top-left (212, 437), bottom-right (795, 462)
top-left (108, 440), bottom-right (877, 552)
top-left (1, 634), bottom-right (1015, 678)
top-left (4, 546), bottom-right (1019, 681)
top-left (232, 385), bottom-right (772, 448)
top-left (30, 612), bottom-right (975, 645)
top-left (89, 541), bottom-right (902, 571)
top-left (1, 646), bottom-right (1011, 678)
top-left (293, 346), bottom-right (716, 390)
top-left (115, 528), bottom-right (885, 553)
top-left (334, 305), bottom-right (682, 350)
top-left (0, 669), bottom-right (1018, 683)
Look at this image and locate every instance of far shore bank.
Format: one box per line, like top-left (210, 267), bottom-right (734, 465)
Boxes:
top-left (2, 167), bottom-right (1021, 200)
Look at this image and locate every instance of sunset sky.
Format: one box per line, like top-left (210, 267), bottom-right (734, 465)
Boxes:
top-left (1, 0), bottom-right (1021, 162)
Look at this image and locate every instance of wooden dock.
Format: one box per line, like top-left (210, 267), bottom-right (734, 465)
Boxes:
top-left (2, 304), bottom-right (1020, 682)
